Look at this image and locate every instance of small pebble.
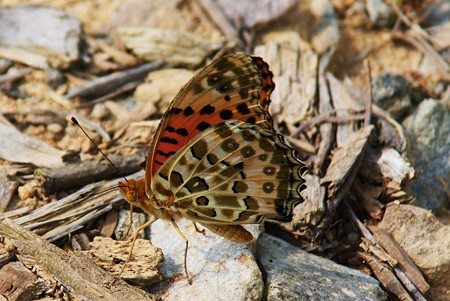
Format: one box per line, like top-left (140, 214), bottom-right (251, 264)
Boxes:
top-left (0, 59), bottom-right (13, 74)
top-left (45, 67), bottom-right (66, 88)
top-left (91, 103), bottom-right (110, 120)
top-left (47, 123), bottom-right (64, 134)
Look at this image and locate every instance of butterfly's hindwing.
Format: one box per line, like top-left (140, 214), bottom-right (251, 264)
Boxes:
top-left (152, 120), bottom-right (306, 225)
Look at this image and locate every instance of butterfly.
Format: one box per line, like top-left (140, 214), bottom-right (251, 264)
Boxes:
top-left (118, 53), bottom-right (307, 279)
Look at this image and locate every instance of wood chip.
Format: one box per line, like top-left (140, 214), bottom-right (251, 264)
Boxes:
top-left (0, 261), bottom-right (50, 301)
top-left (369, 226), bottom-right (430, 294)
top-left (313, 73), bottom-right (335, 174)
top-left (0, 123), bottom-right (65, 168)
top-left (0, 7), bottom-right (83, 68)
top-left (100, 210), bottom-right (119, 238)
top-left (254, 37), bottom-right (317, 125)
top-left (375, 148), bottom-right (414, 184)
top-left (327, 73), bottom-right (366, 147)
top-left (292, 174), bottom-right (326, 230)
top-left (114, 27), bottom-right (225, 67)
top-left (360, 252), bottom-right (413, 301)
top-left (321, 125), bottom-right (374, 189)
top-left (34, 152), bottom-right (145, 194)
top-left (88, 237), bottom-right (163, 286)
top-left (65, 61), bottom-right (164, 99)
top-left (0, 167), bottom-right (19, 212)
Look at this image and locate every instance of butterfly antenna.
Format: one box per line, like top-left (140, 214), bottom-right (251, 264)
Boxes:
top-left (71, 117), bottom-right (128, 183)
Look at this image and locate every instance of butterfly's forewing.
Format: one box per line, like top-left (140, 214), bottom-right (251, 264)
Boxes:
top-left (146, 53), bottom-right (275, 194)
top-left (152, 120), bottom-right (307, 225)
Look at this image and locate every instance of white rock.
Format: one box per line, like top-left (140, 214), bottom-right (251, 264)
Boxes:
top-left (148, 218), bottom-right (264, 301)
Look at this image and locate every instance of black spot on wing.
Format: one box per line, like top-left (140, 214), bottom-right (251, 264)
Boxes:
top-left (196, 121), bottom-right (211, 132)
top-left (200, 104), bottom-right (215, 115)
top-left (184, 106), bottom-right (194, 116)
top-left (160, 137), bottom-right (178, 145)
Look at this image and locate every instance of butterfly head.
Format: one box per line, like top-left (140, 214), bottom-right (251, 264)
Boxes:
top-left (119, 178), bottom-right (170, 220)
top-left (118, 178), bottom-right (147, 206)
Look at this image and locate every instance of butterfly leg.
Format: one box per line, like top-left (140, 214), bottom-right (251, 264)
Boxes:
top-left (114, 216), bottom-right (158, 283)
top-left (122, 204), bottom-right (134, 240)
top-left (170, 218), bottom-right (192, 284)
top-left (192, 222), bottom-right (206, 234)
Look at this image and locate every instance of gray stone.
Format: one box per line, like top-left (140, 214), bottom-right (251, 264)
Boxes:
top-left (257, 234), bottom-right (387, 301)
top-left (422, 1), bottom-right (450, 27)
top-left (372, 73), bottom-right (412, 119)
top-left (403, 99), bottom-right (450, 210)
top-left (115, 209), bottom-right (147, 240)
top-left (366, 0), bottom-right (395, 26)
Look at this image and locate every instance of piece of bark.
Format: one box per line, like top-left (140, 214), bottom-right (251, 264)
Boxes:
top-left (70, 233), bottom-right (92, 252)
top-left (88, 237), bottom-right (163, 286)
top-left (0, 261), bottom-right (50, 301)
top-left (360, 252), bottom-right (413, 301)
top-left (0, 167), bottom-right (19, 212)
top-left (369, 227), bottom-right (430, 294)
top-left (0, 67), bottom-right (33, 83)
top-left (254, 38), bottom-right (317, 126)
top-left (100, 210), bottom-right (119, 237)
top-left (0, 218), bottom-right (157, 301)
top-left (34, 152), bottom-right (145, 194)
top-left (97, 41), bottom-right (139, 67)
top-left (318, 126), bottom-right (374, 232)
top-left (361, 238), bottom-right (398, 267)
top-left (65, 61), bottom-right (164, 99)
top-left (313, 73), bottom-right (335, 174)
top-left (347, 202), bottom-right (426, 301)
top-left (321, 125), bottom-right (374, 201)
top-left (0, 123), bottom-right (66, 168)
top-left (0, 7), bottom-right (84, 68)
top-left (114, 27), bottom-right (225, 67)
top-left (292, 174), bottom-right (326, 231)
top-left (0, 207), bottom-right (30, 221)
top-left (327, 73), bottom-right (366, 147)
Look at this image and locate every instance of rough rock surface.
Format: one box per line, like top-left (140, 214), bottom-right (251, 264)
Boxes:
top-left (257, 234), bottom-right (387, 301)
top-left (403, 99), bottom-right (450, 210)
top-left (379, 204), bottom-right (450, 287)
